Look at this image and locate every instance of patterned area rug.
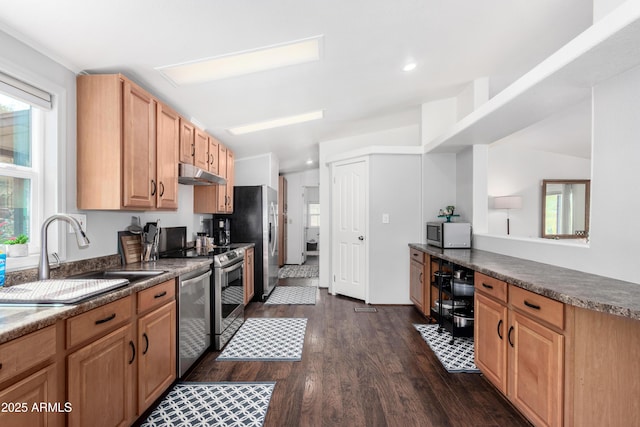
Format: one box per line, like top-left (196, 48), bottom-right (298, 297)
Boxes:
top-left (414, 324), bottom-right (480, 373)
top-left (278, 264), bottom-right (319, 278)
top-left (265, 286), bottom-right (317, 305)
top-left (217, 318), bottom-right (307, 361)
top-left (141, 382), bottom-right (275, 427)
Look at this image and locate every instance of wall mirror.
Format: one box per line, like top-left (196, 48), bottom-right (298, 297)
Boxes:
top-left (541, 179), bottom-right (590, 239)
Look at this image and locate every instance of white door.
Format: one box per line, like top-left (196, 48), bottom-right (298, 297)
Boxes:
top-left (331, 158), bottom-right (368, 301)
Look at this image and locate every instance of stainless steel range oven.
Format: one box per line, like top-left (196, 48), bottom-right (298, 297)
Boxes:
top-left (212, 248), bottom-right (245, 349)
top-left (160, 227), bottom-right (245, 352)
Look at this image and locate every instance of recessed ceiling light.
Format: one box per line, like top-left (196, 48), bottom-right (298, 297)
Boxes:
top-left (306, 159), bottom-right (313, 165)
top-left (403, 62), bottom-right (417, 72)
top-left (228, 110), bottom-right (324, 135)
top-left (157, 36), bottom-right (323, 85)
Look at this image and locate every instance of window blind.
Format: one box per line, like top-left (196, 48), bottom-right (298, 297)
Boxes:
top-left (0, 71), bottom-right (52, 110)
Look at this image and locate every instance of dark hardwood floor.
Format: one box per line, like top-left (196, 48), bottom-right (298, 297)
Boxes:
top-left (187, 280), bottom-right (530, 427)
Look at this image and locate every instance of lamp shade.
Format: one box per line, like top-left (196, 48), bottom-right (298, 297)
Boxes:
top-left (494, 196), bottom-right (522, 209)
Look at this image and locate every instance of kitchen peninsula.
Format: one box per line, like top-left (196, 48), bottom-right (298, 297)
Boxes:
top-left (409, 243), bottom-right (640, 426)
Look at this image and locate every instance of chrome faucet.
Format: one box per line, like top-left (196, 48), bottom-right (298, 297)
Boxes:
top-left (38, 214), bottom-right (90, 280)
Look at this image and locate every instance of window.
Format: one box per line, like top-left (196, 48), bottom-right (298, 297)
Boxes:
top-left (308, 203), bottom-right (320, 227)
top-left (0, 70), bottom-right (50, 264)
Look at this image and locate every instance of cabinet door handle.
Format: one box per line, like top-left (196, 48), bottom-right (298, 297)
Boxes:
top-left (508, 326), bottom-right (515, 347)
top-left (151, 179), bottom-right (157, 196)
top-left (129, 341), bottom-right (136, 364)
top-left (497, 319), bottom-right (503, 340)
top-left (419, 272), bottom-right (423, 284)
top-left (95, 313), bottom-right (116, 325)
top-left (524, 300), bottom-right (541, 310)
top-left (154, 291), bottom-right (167, 299)
top-left (191, 143), bottom-right (195, 156)
top-left (142, 333), bottom-right (149, 355)
top-left (159, 182), bottom-right (165, 197)
top-left (482, 282), bottom-right (494, 289)
top-left (0, 363), bottom-right (3, 370)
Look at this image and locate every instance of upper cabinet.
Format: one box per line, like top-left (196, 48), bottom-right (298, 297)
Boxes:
top-left (77, 74), bottom-right (179, 210)
top-left (193, 143), bottom-right (234, 214)
top-left (178, 119), bottom-right (195, 164)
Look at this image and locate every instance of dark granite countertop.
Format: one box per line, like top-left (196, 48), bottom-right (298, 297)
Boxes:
top-left (409, 243), bottom-right (640, 321)
top-left (0, 258), bottom-right (212, 344)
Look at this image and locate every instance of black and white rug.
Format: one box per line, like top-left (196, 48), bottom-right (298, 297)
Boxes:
top-left (217, 318), bottom-right (307, 361)
top-left (278, 264), bottom-right (319, 278)
top-left (414, 324), bottom-right (480, 373)
top-left (265, 286), bottom-right (317, 305)
top-left (141, 382), bottom-right (275, 427)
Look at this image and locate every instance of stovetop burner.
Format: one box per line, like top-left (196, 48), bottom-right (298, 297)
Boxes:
top-left (160, 246), bottom-right (232, 258)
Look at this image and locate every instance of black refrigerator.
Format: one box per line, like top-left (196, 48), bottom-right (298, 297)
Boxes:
top-left (214, 185), bottom-right (279, 301)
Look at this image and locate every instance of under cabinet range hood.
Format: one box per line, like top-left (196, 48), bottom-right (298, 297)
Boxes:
top-left (178, 163), bottom-right (226, 185)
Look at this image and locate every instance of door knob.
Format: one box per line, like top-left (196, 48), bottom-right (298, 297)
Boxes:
top-left (358, 236), bottom-right (365, 241)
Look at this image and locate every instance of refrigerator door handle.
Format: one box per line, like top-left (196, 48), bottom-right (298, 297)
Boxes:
top-left (269, 201), bottom-right (278, 256)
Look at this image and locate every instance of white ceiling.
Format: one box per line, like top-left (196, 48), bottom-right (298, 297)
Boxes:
top-left (0, 0), bottom-right (593, 172)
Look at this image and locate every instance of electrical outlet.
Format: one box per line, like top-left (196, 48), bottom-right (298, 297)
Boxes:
top-left (68, 214), bottom-right (87, 233)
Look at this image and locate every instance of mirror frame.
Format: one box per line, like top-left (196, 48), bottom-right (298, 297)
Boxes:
top-left (541, 179), bottom-right (590, 239)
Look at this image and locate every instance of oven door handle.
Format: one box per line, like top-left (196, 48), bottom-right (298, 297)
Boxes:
top-left (221, 260), bottom-right (244, 275)
top-left (181, 270), bottom-right (212, 288)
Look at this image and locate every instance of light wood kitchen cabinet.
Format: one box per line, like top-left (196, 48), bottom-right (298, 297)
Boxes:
top-left (77, 74), bottom-right (179, 210)
top-left (474, 272), bottom-right (566, 427)
top-left (179, 118), bottom-right (195, 164)
top-left (136, 280), bottom-right (176, 415)
top-left (208, 136), bottom-right (220, 174)
top-left (193, 143), bottom-right (235, 214)
top-left (475, 292), bottom-right (508, 394)
top-left (194, 128), bottom-right (209, 171)
top-left (67, 323), bottom-right (135, 427)
top-left (0, 325), bottom-right (61, 427)
top-left (409, 249), bottom-right (430, 315)
top-left (244, 247), bottom-right (255, 304)
top-left (155, 102), bottom-right (180, 209)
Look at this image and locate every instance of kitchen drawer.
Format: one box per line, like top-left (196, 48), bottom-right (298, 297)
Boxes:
top-left (410, 248), bottom-right (425, 265)
top-left (66, 295), bottom-right (133, 349)
top-left (137, 279), bottom-right (176, 314)
top-left (509, 285), bottom-right (564, 330)
top-left (474, 272), bottom-right (508, 303)
top-left (0, 325), bottom-right (56, 384)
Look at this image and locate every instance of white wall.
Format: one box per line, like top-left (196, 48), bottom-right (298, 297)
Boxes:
top-left (369, 154), bottom-right (422, 304)
top-left (486, 145), bottom-right (591, 237)
top-left (473, 63), bottom-right (640, 284)
top-left (282, 169), bottom-right (319, 265)
top-left (422, 153), bottom-right (456, 229)
top-left (319, 125), bottom-right (421, 288)
top-left (234, 152), bottom-right (279, 189)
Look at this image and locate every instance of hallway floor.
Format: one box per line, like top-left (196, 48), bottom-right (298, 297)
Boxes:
top-left (186, 285), bottom-right (530, 426)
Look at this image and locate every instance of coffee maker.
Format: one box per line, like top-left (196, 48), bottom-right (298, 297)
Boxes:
top-left (210, 218), bottom-right (230, 246)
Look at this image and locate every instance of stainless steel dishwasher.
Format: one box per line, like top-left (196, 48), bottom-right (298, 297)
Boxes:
top-left (177, 266), bottom-right (211, 378)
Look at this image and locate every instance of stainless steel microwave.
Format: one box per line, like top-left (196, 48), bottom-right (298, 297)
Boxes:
top-left (426, 222), bottom-right (471, 248)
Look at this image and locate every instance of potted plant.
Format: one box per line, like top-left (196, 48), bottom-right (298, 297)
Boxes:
top-left (4, 234), bottom-right (29, 257)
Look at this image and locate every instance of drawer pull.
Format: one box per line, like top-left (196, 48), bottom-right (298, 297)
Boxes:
top-left (154, 291), bottom-right (167, 299)
top-left (129, 341), bottom-right (136, 365)
top-left (142, 333), bottom-right (149, 355)
top-left (508, 326), bottom-right (515, 347)
top-left (0, 363), bottom-right (2, 370)
top-left (524, 300), bottom-right (541, 310)
top-left (497, 319), bottom-right (503, 340)
top-left (95, 313), bottom-right (116, 325)
top-left (482, 283), bottom-right (494, 289)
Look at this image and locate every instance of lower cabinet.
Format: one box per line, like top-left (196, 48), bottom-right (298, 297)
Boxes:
top-left (67, 323), bottom-right (135, 427)
top-left (0, 363), bottom-right (60, 427)
top-left (65, 280), bottom-right (177, 426)
top-left (409, 249), bottom-right (429, 315)
top-left (474, 272), bottom-right (566, 427)
top-left (137, 300), bottom-right (176, 414)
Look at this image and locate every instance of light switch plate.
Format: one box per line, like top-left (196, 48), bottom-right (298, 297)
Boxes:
top-left (382, 213), bottom-right (390, 224)
top-left (68, 214), bottom-right (87, 233)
